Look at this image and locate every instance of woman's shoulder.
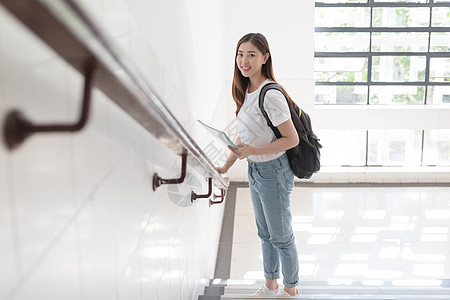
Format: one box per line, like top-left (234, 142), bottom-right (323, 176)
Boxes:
top-left (262, 83), bottom-right (289, 110)
top-left (264, 87), bottom-right (285, 101)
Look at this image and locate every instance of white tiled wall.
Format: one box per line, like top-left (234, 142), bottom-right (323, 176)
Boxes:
top-left (0, 1), bottom-right (225, 300)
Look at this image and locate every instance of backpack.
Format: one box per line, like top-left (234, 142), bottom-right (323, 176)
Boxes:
top-left (259, 83), bottom-right (322, 179)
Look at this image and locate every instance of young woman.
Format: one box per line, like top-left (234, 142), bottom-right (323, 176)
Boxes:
top-left (216, 33), bottom-right (300, 296)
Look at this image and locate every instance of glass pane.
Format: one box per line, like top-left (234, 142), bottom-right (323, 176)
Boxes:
top-left (314, 129), bottom-right (367, 166)
top-left (370, 85), bottom-right (425, 104)
top-left (315, 57), bottom-right (368, 82)
top-left (430, 33), bottom-right (450, 52)
top-left (371, 32), bottom-right (428, 52)
top-left (315, 32), bottom-right (370, 52)
top-left (432, 7), bottom-right (450, 27)
top-left (430, 58), bottom-right (450, 82)
top-left (315, 7), bottom-right (371, 27)
top-left (315, 85), bottom-right (368, 104)
top-left (373, 7), bottom-right (430, 27)
top-left (371, 56), bottom-right (426, 82)
top-left (368, 130), bottom-right (422, 166)
top-left (423, 130), bottom-right (450, 166)
top-left (427, 86), bottom-right (450, 104)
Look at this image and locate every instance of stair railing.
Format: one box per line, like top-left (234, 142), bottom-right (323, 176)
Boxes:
top-left (0, 0), bottom-right (229, 203)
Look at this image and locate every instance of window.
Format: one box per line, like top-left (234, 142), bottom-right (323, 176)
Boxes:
top-left (315, 1), bottom-right (450, 105)
top-left (423, 130), bottom-right (450, 166)
top-left (316, 129), bottom-right (367, 166)
top-left (367, 130), bottom-right (422, 166)
top-left (317, 129), bottom-right (450, 167)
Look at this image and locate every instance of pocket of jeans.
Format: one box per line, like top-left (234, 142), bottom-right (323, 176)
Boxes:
top-left (284, 168), bottom-right (295, 191)
top-left (255, 166), bottom-right (277, 181)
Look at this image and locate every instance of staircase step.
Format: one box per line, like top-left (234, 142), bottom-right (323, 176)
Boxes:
top-left (223, 286), bottom-right (450, 295)
top-left (221, 296), bottom-right (395, 300)
top-left (205, 286), bottom-right (226, 295)
top-left (220, 294), bottom-right (450, 300)
top-left (200, 279), bottom-right (450, 300)
top-left (199, 279), bottom-right (450, 300)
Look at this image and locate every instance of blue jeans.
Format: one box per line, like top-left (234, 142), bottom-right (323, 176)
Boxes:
top-left (247, 153), bottom-right (299, 288)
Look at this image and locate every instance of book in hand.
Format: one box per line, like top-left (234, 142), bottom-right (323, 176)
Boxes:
top-left (197, 120), bottom-right (238, 149)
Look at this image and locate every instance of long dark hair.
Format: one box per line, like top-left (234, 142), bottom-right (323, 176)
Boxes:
top-left (232, 33), bottom-right (293, 116)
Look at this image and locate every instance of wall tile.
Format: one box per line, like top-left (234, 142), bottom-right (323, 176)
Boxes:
top-left (3, 57), bottom-right (74, 275)
top-left (138, 194), bottom-right (168, 299)
top-left (117, 249), bottom-right (141, 300)
top-left (168, 244), bottom-right (182, 299)
top-left (129, 30), bottom-right (164, 98)
top-left (101, 0), bottom-right (130, 39)
top-left (10, 134), bottom-right (74, 273)
top-left (180, 274), bottom-right (189, 299)
top-left (106, 96), bottom-right (137, 167)
top-left (157, 264), bottom-right (171, 300)
top-left (0, 140), bottom-right (18, 299)
top-left (1, 2), bottom-right (229, 300)
top-left (18, 226), bottom-right (81, 300)
top-left (133, 127), bottom-right (159, 227)
top-left (92, 145), bottom-right (145, 279)
top-left (3, 58), bottom-right (69, 123)
top-left (77, 196), bottom-right (119, 300)
top-left (71, 89), bottom-right (112, 208)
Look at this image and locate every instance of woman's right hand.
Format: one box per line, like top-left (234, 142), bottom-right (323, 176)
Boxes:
top-left (215, 166), bottom-right (228, 174)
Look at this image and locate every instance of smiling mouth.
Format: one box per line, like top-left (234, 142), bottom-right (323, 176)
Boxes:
top-left (241, 66), bottom-right (250, 72)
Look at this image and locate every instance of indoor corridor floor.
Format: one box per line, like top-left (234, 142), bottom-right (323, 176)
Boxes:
top-left (229, 185), bottom-right (450, 287)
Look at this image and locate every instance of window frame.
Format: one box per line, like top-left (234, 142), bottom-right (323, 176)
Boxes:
top-left (315, 0), bottom-right (450, 105)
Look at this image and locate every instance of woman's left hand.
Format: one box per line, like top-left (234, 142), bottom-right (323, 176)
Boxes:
top-left (228, 143), bottom-right (254, 160)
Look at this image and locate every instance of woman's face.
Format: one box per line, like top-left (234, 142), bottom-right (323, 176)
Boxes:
top-left (236, 41), bottom-right (268, 80)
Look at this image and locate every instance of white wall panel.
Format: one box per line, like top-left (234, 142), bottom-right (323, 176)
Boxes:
top-left (0, 1), bottom-right (225, 299)
top-left (124, 0), bottom-right (227, 124)
top-left (222, 0), bottom-right (315, 81)
top-left (0, 129), bottom-right (17, 300)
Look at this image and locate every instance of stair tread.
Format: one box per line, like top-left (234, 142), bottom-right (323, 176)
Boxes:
top-left (210, 279), bottom-right (450, 287)
top-left (202, 279), bottom-right (450, 300)
top-left (220, 295), bottom-right (396, 299)
top-left (220, 296), bottom-right (450, 300)
top-left (224, 285), bottom-right (450, 290)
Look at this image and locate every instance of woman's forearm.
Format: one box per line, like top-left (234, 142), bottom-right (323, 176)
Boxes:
top-left (223, 153), bottom-right (238, 171)
top-left (252, 135), bottom-right (298, 156)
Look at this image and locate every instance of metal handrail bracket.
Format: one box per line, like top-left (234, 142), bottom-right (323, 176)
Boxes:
top-left (3, 61), bottom-right (95, 150)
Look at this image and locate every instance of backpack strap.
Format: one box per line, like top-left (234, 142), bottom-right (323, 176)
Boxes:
top-left (258, 82), bottom-right (285, 139)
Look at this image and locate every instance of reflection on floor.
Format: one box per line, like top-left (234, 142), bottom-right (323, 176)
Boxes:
top-left (230, 185), bottom-right (450, 287)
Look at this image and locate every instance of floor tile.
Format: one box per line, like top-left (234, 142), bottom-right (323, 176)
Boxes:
top-left (230, 186), bottom-right (450, 283)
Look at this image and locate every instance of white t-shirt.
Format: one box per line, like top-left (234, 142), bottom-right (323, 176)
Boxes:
top-left (236, 79), bottom-right (291, 162)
